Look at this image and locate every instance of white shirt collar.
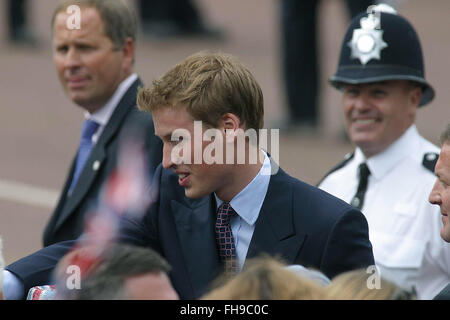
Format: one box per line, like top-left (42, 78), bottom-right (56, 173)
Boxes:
top-left (215, 151), bottom-right (271, 226)
top-left (354, 125), bottom-right (420, 180)
top-left (84, 73), bottom-right (138, 125)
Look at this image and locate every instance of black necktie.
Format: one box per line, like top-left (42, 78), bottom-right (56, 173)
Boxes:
top-left (350, 163), bottom-right (371, 210)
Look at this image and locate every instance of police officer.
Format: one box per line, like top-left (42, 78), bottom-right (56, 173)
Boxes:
top-left (318, 5), bottom-right (450, 299)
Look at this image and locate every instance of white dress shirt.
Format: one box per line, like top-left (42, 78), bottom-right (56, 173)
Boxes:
top-left (214, 151), bottom-right (271, 271)
top-left (319, 125), bottom-right (450, 299)
top-left (2, 73), bottom-right (139, 300)
top-left (85, 73), bottom-right (138, 144)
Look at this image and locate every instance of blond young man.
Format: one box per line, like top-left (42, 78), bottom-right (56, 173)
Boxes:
top-left (123, 51), bottom-right (374, 298)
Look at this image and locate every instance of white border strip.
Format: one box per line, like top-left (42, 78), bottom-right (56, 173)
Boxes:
top-left (0, 179), bottom-right (59, 209)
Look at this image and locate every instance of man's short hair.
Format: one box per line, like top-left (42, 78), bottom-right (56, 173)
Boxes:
top-left (137, 51), bottom-right (264, 130)
top-left (52, 0), bottom-right (137, 50)
top-left (58, 244), bottom-right (171, 299)
top-left (440, 124), bottom-right (450, 145)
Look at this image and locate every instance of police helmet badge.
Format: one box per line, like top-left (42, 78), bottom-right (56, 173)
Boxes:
top-left (348, 6), bottom-right (393, 65)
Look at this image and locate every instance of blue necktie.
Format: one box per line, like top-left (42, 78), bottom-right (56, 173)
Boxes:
top-left (69, 119), bottom-right (100, 192)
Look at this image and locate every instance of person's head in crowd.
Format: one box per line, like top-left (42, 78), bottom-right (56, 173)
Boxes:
top-left (201, 256), bottom-right (328, 300)
top-left (51, 0), bottom-right (136, 113)
top-left (285, 264), bottom-right (330, 287)
top-left (137, 51), bottom-right (267, 201)
top-left (326, 269), bottom-right (416, 300)
top-left (0, 237), bottom-right (4, 300)
top-left (429, 124), bottom-right (450, 242)
top-left (54, 244), bottom-right (179, 300)
top-left (329, 6), bottom-right (434, 158)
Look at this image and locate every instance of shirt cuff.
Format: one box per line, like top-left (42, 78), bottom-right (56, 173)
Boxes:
top-left (2, 270), bottom-right (24, 300)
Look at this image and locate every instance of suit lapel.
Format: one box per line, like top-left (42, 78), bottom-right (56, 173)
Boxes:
top-left (246, 166), bottom-right (306, 265)
top-left (171, 195), bottom-right (221, 297)
top-left (54, 79), bottom-right (142, 232)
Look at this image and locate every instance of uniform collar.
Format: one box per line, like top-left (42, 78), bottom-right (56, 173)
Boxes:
top-left (214, 151), bottom-right (271, 226)
top-left (354, 125), bottom-right (420, 180)
top-left (84, 73), bottom-right (139, 125)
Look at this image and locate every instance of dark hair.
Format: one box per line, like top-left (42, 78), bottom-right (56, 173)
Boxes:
top-left (74, 244), bottom-right (171, 299)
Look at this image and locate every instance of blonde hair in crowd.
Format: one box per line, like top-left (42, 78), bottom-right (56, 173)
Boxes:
top-left (137, 51), bottom-right (264, 131)
top-left (202, 257), bottom-right (328, 300)
top-left (326, 269), bottom-right (416, 300)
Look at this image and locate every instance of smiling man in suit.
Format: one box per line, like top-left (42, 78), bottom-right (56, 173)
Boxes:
top-left (3, 51), bottom-right (373, 300)
top-left (42, 0), bottom-right (162, 246)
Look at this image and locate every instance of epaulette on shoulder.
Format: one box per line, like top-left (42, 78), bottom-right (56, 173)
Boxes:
top-left (316, 152), bottom-right (354, 186)
top-left (422, 152), bottom-right (438, 173)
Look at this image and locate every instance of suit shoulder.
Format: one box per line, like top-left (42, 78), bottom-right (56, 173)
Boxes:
top-left (121, 107), bottom-right (159, 149)
top-left (124, 106), bottom-right (154, 126)
top-left (285, 170), bottom-right (355, 215)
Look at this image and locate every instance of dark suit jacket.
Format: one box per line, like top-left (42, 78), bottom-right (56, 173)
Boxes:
top-left (42, 78), bottom-right (163, 247)
top-left (118, 162), bottom-right (374, 299)
top-left (7, 161), bottom-right (374, 299)
top-left (433, 283), bottom-right (450, 300)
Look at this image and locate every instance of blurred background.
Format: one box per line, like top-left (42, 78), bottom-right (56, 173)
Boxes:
top-left (0, 0), bottom-right (448, 264)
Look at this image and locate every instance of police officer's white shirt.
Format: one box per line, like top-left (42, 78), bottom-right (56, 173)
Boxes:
top-left (319, 125), bottom-right (450, 299)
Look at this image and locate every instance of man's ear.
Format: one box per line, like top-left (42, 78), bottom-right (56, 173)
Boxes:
top-left (221, 113), bottom-right (241, 132)
top-left (409, 85), bottom-right (422, 108)
top-left (121, 37), bottom-right (135, 70)
top-left (220, 113), bottom-right (241, 143)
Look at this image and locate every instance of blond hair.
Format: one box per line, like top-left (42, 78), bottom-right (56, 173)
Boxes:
top-left (137, 51), bottom-right (264, 130)
top-left (202, 257), bottom-right (327, 300)
top-left (326, 269), bottom-right (416, 300)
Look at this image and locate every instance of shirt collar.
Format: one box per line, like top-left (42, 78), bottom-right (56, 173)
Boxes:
top-left (354, 125), bottom-right (419, 180)
top-left (215, 151), bottom-right (271, 226)
top-left (84, 73), bottom-right (138, 125)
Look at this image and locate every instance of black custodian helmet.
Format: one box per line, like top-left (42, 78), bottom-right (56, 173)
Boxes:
top-left (329, 5), bottom-right (435, 107)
